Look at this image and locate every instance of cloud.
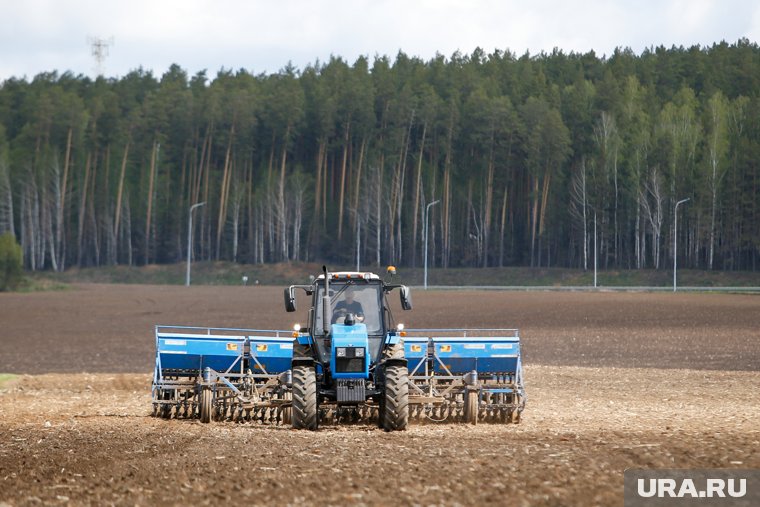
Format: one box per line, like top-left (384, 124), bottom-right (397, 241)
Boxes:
top-left (0, 0), bottom-right (757, 80)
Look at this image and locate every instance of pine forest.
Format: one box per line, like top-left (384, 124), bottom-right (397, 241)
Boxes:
top-left (1, 40), bottom-right (759, 273)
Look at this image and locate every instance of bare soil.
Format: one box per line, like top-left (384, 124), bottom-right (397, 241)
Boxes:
top-left (1, 285), bottom-right (759, 373)
top-left (1, 285), bottom-right (759, 506)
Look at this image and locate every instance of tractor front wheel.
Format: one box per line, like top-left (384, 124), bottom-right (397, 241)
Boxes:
top-left (292, 366), bottom-right (318, 430)
top-left (382, 365), bottom-right (409, 431)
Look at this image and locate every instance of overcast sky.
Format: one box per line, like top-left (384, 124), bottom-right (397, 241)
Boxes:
top-left (1, 0), bottom-right (758, 81)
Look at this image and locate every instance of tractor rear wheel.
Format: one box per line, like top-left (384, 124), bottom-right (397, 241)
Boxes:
top-left (464, 389), bottom-right (478, 425)
top-left (199, 387), bottom-right (213, 423)
top-left (383, 340), bottom-right (405, 361)
top-left (292, 366), bottom-right (318, 430)
top-left (382, 365), bottom-right (409, 431)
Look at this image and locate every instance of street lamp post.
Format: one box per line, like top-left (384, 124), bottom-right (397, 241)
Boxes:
top-left (593, 212), bottom-right (598, 288)
top-left (673, 198), bottom-right (690, 292)
top-left (424, 200), bottom-right (440, 290)
top-left (186, 202), bottom-right (206, 287)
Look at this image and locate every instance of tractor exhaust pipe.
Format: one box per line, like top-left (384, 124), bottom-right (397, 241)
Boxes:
top-left (322, 265), bottom-right (331, 335)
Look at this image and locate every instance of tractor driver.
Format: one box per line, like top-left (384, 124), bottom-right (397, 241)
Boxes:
top-left (333, 288), bottom-right (365, 324)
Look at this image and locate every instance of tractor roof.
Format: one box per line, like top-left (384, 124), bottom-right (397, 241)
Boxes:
top-left (316, 271), bottom-right (381, 281)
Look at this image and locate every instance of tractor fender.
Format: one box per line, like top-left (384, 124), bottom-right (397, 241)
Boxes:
top-left (382, 357), bottom-right (408, 368)
top-left (292, 339), bottom-right (315, 368)
top-left (385, 333), bottom-right (401, 346)
top-left (292, 358), bottom-right (316, 368)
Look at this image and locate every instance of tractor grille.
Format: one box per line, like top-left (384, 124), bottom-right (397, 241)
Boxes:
top-left (335, 347), bottom-right (365, 373)
top-left (335, 357), bottom-right (364, 373)
top-left (336, 379), bottom-right (366, 403)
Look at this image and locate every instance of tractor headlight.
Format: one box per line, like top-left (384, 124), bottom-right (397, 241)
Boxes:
top-left (355, 347), bottom-right (365, 358)
top-left (336, 347), bottom-right (347, 357)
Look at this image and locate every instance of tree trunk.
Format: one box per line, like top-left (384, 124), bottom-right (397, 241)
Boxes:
top-left (499, 186), bottom-right (508, 267)
top-left (232, 192), bottom-right (241, 262)
top-left (45, 164), bottom-right (58, 271)
top-left (113, 139), bottom-right (130, 264)
top-left (202, 140), bottom-right (211, 261)
top-left (635, 191), bottom-right (641, 269)
top-left (77, 152), bottom-right (92, 267)
top-left (483, 138), bottom-right (495, 268)
top-left (216, 125), bottom-right (235, 260)
top-left (411, 122), bottom-right (426, 268)
top-left (0, 158), bottom-right (15, 238)
top-left (278, 125), bottom-right (291, 261)
top-left (312, 139), bottom-right (325, 235)
top-left (530, 176), bottom-right (538, 267)
top-left (539, 169), bottom-right (552, 257)
top-left (337, 121), bottom-right (350, 240)
top-left (613, 150), bottom-right (619, 266)
top-left (56, 126), bottom-right (73, 270)
top-left (87, 153), bottom-right (100, 266)
top-left (124, 191), bottom-right (133, 266)
top-left (708, 149), bottom-right (720, 270)
top-left (144, 140), bottom-right (158, 265)
top-left (247, 156), bottom-right (255, 263)
top-left (442, 114), bottom-right (454, 268)
top-left (376, 157), bottom-right (384, 266)
top-left (351, 136), bottom-right (367, 233)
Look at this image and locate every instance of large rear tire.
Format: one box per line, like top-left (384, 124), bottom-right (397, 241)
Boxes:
top-left (384, 340), bottom-right (405, 360)
top-left (464, 389), bottom-right (478, 425)
top-left (199, 387), bottom-right (213, 423)
top-left (292, 366), bottom-right (318, 430)
top-left (382, 365), bottom-right (409, 431)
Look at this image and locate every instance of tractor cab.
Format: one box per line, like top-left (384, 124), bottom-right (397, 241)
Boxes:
top-left (311, 273), bottom-right (386, 367)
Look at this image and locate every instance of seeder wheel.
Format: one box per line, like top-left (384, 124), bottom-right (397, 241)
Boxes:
top-left (510, 394), bottom-right (523, 424)
top-left (160, 391), bottom-right (172, 419)
top-left (464, 389), bottom-right (478, 425)
top-left (280, 391), bottom-right (292, 425)
top-left (199, 387), bottom-right (213, 423)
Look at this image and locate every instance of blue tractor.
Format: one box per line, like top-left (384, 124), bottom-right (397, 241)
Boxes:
top-left (284, 266), bottom-right (413, 431)
top-left (151, 266), bottom-right (525, 427)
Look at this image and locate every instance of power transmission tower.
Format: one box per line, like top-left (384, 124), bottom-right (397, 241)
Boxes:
top-left (87, 36), bottom-right (114, 77)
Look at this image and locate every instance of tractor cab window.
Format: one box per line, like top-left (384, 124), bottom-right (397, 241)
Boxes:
top-left (332, 288), bottom-right (365, 323)
top-left (314, 282), bottom-right (383, 335)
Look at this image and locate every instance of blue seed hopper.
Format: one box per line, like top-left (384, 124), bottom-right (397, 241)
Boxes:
top-left (152, 326), bottom-right (293, 423)
top-left (404, 330), bottom-right (525, 423)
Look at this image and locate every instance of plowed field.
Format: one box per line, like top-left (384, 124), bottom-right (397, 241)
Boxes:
top-left (1, 285), bottom-right (759, 506)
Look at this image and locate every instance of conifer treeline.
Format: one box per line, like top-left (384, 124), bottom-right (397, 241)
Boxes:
top-left (1, 40), bottom-right (759, 271)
